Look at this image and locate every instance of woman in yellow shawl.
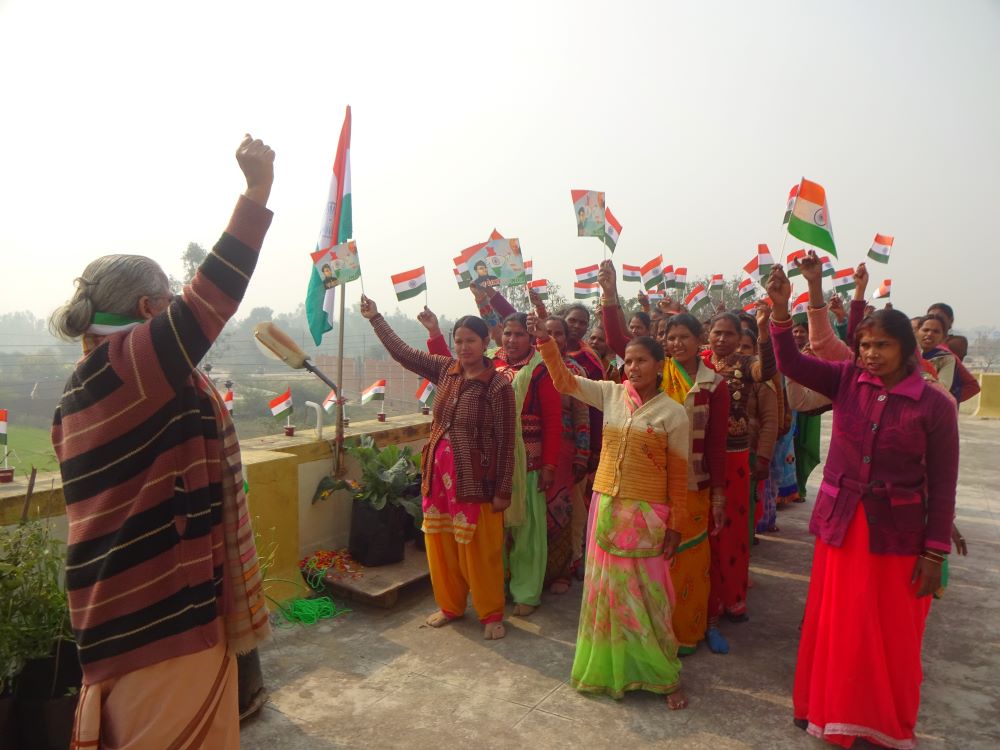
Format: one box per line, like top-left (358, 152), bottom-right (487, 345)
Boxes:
top-left (661, 314), bottom-right (732, 655)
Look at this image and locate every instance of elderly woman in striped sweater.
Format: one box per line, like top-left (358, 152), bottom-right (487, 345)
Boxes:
top-left (50, 136), bottom-right (275, 748)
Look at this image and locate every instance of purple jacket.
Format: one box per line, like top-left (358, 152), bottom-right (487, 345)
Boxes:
top-left (771, 319), bottom-right (957, 555)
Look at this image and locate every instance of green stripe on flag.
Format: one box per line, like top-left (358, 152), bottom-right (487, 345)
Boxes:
top-left (396, 282), bottom-right (426, 301)
top-left (306, 267), bottom-right (333, 345)
top-left (787, 215), bottom-right (837, 257)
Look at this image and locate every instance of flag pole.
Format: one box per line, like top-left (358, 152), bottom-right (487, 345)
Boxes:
top-left (333, 279), bottom-right (347, 476)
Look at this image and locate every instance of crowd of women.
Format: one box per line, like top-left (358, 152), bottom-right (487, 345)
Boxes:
top-left (360, 250), bottom-right (977, 748)
top-left (48, 135), bottom-right (976, 747)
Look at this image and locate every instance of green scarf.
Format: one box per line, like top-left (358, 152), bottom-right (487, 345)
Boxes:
top-left (505, 349), bottom-right (544, 528)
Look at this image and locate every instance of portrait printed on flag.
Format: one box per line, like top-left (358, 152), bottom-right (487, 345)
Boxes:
top-left (311, 248), bottom-right (339, 289)
top-left (468, 238), bottom-right (527, 288)
top-left (573, 190), bottom-right (606, 237)
top-left (330, 240), bottom-right (361, 283)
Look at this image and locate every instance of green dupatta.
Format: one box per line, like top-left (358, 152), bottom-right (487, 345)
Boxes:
top-left (504, 349), bottom-right (544, 528)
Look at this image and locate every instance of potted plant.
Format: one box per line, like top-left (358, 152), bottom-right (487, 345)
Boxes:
top-left (0, 519), bottom-right (79, 750)
top-left (315, 436), bottom-right (422, 566)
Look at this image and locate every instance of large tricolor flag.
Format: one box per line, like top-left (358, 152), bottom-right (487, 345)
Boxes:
top-left (785, 177), bottom-right (837, 257)
top-left (523, 260), bottom-right (533, 282)
top-left (738, 277), bottom-right (756, 302)
top-left (415, 379), bottom-right (436, 406)
top-left (622, 264), bottom-right (642, 283)
top-left (867, 234), bottom-right (894, 264)
top-left (604, 208), bottom-right (622, 253)
top-left (575, 264), bottom-right (599, 284)
top-left (574, 282), bottom-right (600, 299)
top-left (873, 279), bottom-right (892, 300)
top-left (269, 388), bottom-right (293, 418)
top-left (710, 274), bottom-right (725, 290)
top-left (307, 105), bottom-right (353, 345)
top-left (361, 379), bottom-right (387, 404)
top-left (391, 267), bottom-right (427, 301)
top-left (641, 256), bottom-right (663, 290)
top-left (528, 279), bottom-right (549, 301)
top-left (785, 249), bottom-right (808, 277)
top-left (791, 292), bottom-right (811, 325)
top-left (832, 267), bottom-right (856, 294)
top-left (224, 389), bottom-right (234, 413)
top-left (322, 389), bottom-right (338, 414)
top-left (0, 408), bottom-right (7, 446)
top-left (684, 284), bottom-right (711, 315)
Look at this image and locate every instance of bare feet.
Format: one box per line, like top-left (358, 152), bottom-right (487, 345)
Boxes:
top-left (512, 603), bottom-right (537, 616)
top-left (483, 621), bottom-right (506, 640)
top-left (425, 610), bottom-right (454, 628)
top-left (666, 688), bottom-right (688, 710)
top-left (549, 580), bottom-right (571, 595)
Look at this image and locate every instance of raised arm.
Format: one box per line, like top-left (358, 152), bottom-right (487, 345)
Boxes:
top-left (129, 136), bottom-right (274, 392)
top-left (530, 314), bottom-right (608, 411)
top-left (766, 266), bottom-right (847, 400)
top-left (417, 305), bottom-right (453, 356)
top-left (361, 297), bottom-right (450, 383)
top-left (752, 301), bottom-right (777, 382)
top-left (807, 304), bottom-right (852, 362)
top-left (597, 260), bottom-right (630, 358)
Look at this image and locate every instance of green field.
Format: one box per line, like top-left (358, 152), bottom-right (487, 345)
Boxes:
top-left (3, 424), bottom-right (58, 473)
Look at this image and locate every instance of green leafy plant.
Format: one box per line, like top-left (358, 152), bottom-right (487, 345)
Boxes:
top-left (313, 435), bottom-right (422, 523)
top-left (0, 520), bottom-right (73, 695)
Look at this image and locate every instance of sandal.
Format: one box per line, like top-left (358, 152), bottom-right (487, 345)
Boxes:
top-left (705, 626), bottom-right (730, 654)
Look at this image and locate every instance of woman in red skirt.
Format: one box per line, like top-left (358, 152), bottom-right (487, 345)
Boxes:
top-left (766, 265), bottom-right (958, 749)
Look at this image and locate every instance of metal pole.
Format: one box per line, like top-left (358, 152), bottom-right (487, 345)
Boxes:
top-left (333, 286), bottom-right (347, 476)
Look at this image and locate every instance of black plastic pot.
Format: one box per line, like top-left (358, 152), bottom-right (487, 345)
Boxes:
top-left (15, 640), bottom-right (82, 750)
top-left (349, 502), bottom-right (408, 566)
top-left (0, 694), bottom-right (17, 750)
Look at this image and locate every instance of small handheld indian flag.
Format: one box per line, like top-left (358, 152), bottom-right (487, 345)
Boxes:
top-left (873, 279), bottom-right (892, 300)
top-left (391, 267), bottom-right (427, 301)
top-left (647, 291), bottom-right (665, 303)
top-left (684, 283), bottom-right (711, 315)
top-left (523, 260), bottom-right (534, 282)
top-left (791, 292), bottom-right (811, 325)
top-left (361, 379), bottom-right (387, 405)
top-left (832, 267), bottom-right (856, 294)
top-left (528, 279), bottom-right (549, 300)
top-left (756, 244), bottom-right (774, 277)
top-left (641, 255), bottom-right (664, 290)
top-left (867, 234), bottom-right (894, 264)
top-left (269, 388), bottom-right (293, 418)
top-left (785, 177), bottom-right (837, 257)
top-left (742, 300), bottom-right (758, 313)
top-left (622, 264), bottom-right (642, 283)
top-left (415, 379), bottom-right (435, 406)
top-left (674, 267), bottom-right (688, 287)
top-left (710, 274), bottom-right (725, 291)
top-left (782, 183), bottom-right (799, 225)
top-left (785, 249), bottom-right (808, 277)
top-left (818, 255), bottom-right (835, 278)
top-left (604, 207), bottom-right (622, 253)
top-left (224, 388), bottom-right (234, 413)
top-left (322, 389), bottom-right (338, 413)
top-left (0, 408), bottom-right (8, 447)
top-left (453, 266), bottom-right (470, 289)
top-left (574, 281), bottom-right (600, 299)
top-left (662, 264), bottom-right (676, 290)
top-left (738, 277), bottom-right (756, 302)
top-left (575, 264), bottom-right (599, 284)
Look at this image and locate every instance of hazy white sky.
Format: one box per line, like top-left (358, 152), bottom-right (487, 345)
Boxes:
top-left (2, 0), bottom-right (998, 338)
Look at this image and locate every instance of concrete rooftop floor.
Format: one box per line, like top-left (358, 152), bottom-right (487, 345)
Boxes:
top-left (241, 415), bottom-right (1000, 750)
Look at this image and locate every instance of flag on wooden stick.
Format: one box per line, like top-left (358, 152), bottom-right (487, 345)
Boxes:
top-left (832, 268), bottom-right (856, 294)
top-left (0, 408), bottom-right (8, 446)
top-left (674, 267), bottom-right (688, 288)
top-left (322, 389), bottom-right (338, 413)
top-left (622, 264), bottom-right (642, 282)
top-left (576, 264), bottom-right (599, 284)
top-left (528, 279), bottom-right (549, 300)
top-left (684, 284), bottom-right (711, 315)
top-left (391, 267), bottom-right (427, 301)
top-left (873, 280), bottom-right (892, 300)
top-left (523, 260), bottom-right (533, 282)
top-left (867, 234), bottom-right (894, 264)
top-left (641, 256), bottom-right (664, 290)
top-left (224, 389), bottom-right (234, 413)
top-left (574, 282), bottom-right (600, 299)
top-left (738, 278), bottom-right (756, 302)
top-left (785, 249), bottom-right (808, 277)
top-left (710, 274), bottom-right (725, 290)
top-left (604, 208), bottom-right (622, 252)
top-left (791, 292), bottom-right (811, 325)
top-left (269, 388), bottom-right (293, 418)
top-left (785, 177), bottom-right (837, 257)
top-left (415, 379), bottom-right (435, 406)
top-left (361, 380), bottom-right (387, 404)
